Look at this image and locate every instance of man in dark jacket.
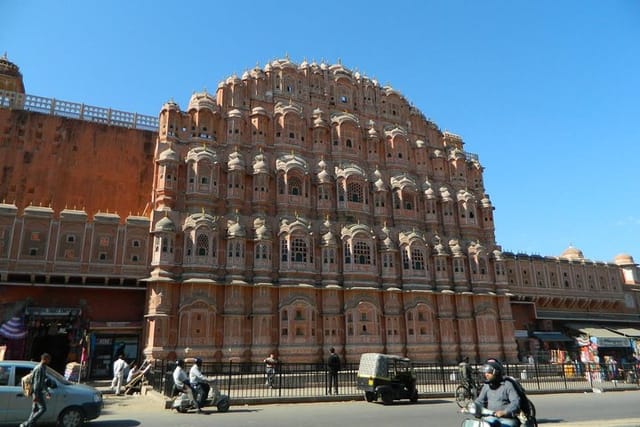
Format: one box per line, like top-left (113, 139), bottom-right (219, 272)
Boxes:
top-left (474, 358), bottom-right (521, 427)
top-left (20, 353), bottom-right (51, 427)
top-left (327, 347), bottom-right (341, 395)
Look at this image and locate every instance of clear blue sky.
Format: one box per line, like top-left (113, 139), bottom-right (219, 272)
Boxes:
top-left (2, 1), bottom-right (639, 263)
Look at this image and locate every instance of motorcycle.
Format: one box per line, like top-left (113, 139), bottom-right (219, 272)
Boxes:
top-left (171, 378), bottom-right (230, 413)
top-left (460, 401), bottom-right (521, 427)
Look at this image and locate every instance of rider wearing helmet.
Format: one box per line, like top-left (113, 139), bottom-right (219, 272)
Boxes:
top-left (173, 359), bottom-right (202, 413)
top-left (473, 358), bottom-right (521, 427)
top-left (189, 357), bottom-right (210, 407)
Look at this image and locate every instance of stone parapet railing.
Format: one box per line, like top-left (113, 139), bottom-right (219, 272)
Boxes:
top-left (0, 90), bottom-right (158, 131)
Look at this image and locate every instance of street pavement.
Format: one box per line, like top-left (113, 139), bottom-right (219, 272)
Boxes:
top-left (96, 384), bottom-right (640, 427)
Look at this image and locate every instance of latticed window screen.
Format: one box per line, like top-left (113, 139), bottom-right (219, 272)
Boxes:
top-left (196, 234), bottom-right (208, 256)
top-left (354, 241), bottom-right (371, 264)
top-left (292, 238), bottom-right (307, 262)
top-left (411, 248), bottom-right (425, 270)
top-left (347, 181), bottom-right (363, 202)
top-left (288, 176), bottom-right (302, 196)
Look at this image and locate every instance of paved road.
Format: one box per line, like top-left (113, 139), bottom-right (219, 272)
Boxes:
top-left (90, 388), bottom-right (640, 427)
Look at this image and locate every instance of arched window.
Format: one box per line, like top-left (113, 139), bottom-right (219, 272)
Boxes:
top-left (288, 176), bottom-right (302, 196)
top-left (322, 248), bottom-right (335, 264)
top-left (255, 243), bottom-right (270, 260)
top-left (186, 236), bottom-right (193, 256)
top-left (479, 258), bottom-right (487, 275)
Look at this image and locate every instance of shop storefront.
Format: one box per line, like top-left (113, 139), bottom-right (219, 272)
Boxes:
top-left (87, 321), bottom-right (142, 379)
top-left (23, 307), bottom-right (85, 374)
top-left (0, 315), bottom-right (27, 360)
top-left (569, 324), bottom-right (634, 381)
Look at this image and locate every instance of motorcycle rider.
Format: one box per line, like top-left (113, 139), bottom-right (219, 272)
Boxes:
top-left (189, 357), bottom-right (210, 407)
top-left (473, 358), bottom-right (521, 427)
top-left (173, 359), bottom-right (202, 413)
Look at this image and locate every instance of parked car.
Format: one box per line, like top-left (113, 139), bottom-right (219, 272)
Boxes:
top-left (0, 360), bottom-right (103, 426)
top-left (356, 353), bottom-right (419, 405)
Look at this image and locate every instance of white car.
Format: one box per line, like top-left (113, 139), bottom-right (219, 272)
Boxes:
top-left (0, 360), bottom-right (103, 426)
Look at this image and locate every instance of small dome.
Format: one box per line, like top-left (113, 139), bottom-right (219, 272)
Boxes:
top-left (161, 99), bottom-right (180, 112)
top-left (317, 160), bottom-right (331, 183)
top-left (433, 238), bottom-right (449, 256)
top-left (317, 168), bottom-right (331, 183)
top-left (227, 221), bottom-right (246, 238)
top-left (0, 53), bottom-right (22, 78)
top-left (188, 91), bottom-right (216, 111)
top-left (154, 215), bottom-right (175, 232)
top-left (322, 230), bottom-right (336, 246)
top-left (0, 53), bottom-right (24, 93)
top-left (251, 106), bottom-right (269, 116)
top-left (432, 149), bottom-right (445, 158)
top-left (379, 225), bottom-right (396, 251)
top-left (440, 186), bottom-right (453, 201)
top-left (158, 146), bottom-right (179, 162)
top-left (254, 223), bottom-right (271, 240)
top-left (449, 239), bottom-right (463, 256)
top-left (225, 74), bottom-right (241, 85)
top-left (313, 115), bottom-right (329, 128)
top-left (424, 187), bottom-right (435, 198)
top-left (253, 152), bottom-right (268, 174)
top-left (250, 66), bottom-right (265, 79)
top-left (614, 253), bottom-right (636, 265)
top-left (560, 245), bottom-right (584, 260)
top-left (227, 108), bottom-right (243, 118)
top-left (228, 150), bottom-right (245, 170)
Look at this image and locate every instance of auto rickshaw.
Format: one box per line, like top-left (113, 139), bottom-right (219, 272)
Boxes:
top-left (356, 353), bottom-right (419, 405)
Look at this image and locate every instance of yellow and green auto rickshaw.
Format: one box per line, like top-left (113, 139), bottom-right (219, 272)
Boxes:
top-left (356, 353), bottom-right (419, 405)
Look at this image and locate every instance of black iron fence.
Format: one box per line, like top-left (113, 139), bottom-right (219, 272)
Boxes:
top-left (146, 359), bottom-right (640, 402)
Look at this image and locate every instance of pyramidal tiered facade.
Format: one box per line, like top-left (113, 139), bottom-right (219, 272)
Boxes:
top-left (145, 58), bottom-right (517, 363)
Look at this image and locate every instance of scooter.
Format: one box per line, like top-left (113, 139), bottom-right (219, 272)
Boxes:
top-left (171, 378), bottom-right (230, 413)
top-left (460, 401), bottom-right (520, 427)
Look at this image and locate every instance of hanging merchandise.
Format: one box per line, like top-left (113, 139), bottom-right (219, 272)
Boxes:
top-left (0, 316), bottom-right (27, 340)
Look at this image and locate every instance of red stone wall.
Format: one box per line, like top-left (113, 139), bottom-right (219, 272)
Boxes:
top-left (0, 109), bottom-right (156, 219)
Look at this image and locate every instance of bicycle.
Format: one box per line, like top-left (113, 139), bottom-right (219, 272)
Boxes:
top-left (455, 378), bottom-right (479, 408)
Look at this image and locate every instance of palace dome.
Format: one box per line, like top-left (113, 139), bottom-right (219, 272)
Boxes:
top-left (614, 253), bottom-right (636, 265)
top-left (559, 245), bottom-right (584, 260)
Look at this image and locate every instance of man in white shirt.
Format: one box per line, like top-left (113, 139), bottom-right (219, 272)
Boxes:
top-left (189, 358), bottom-right (210, 407)
top-left (173, 359), bottom-right (201, 412)
top-left (111, 354), bottom-right (128, 396)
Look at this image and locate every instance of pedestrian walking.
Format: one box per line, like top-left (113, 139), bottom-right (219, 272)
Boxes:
top-left (264, 353), bottom-right (277, 387)
top-left (111, 353), bottom-right (128, 395)
top-left (327, 347), bottom-right (341, 394)
top-left (20, 353), bottom-right (51, 427)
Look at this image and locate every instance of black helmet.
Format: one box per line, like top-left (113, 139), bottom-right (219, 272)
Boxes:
top-left (482, 358), bottom-right (504, 384)
top-left (195, 357), bottom-right (203, 366)
top-left (176, 359), bottom-right (185, 368)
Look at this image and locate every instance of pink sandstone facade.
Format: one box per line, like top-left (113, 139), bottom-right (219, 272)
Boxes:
top-left (0, 55), bottom-right (638, 375)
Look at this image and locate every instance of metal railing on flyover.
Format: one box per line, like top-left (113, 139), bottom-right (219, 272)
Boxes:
top-left (146, 359), bottom-right (640, 402)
